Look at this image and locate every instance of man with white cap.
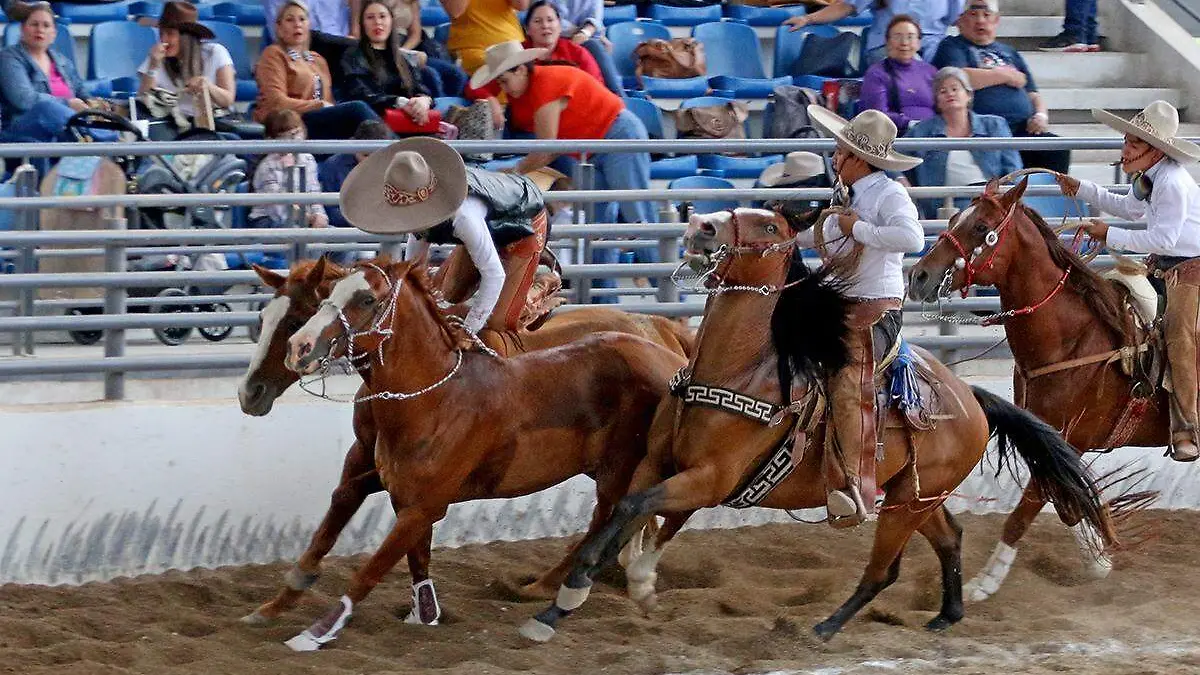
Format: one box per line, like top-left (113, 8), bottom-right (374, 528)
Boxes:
top-left (801, 105), bottom-right (925, 527)
top-left (1056, 100), bottom-right (1200, 462)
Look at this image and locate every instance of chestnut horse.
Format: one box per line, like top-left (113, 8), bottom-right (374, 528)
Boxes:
top-left (520, 208), bottom-right (1114, 643)
top-left (273, 257), bottom-right (686, 651)
top-left (908, 177), bottom-right (1165, 601)
top-left (238, 258), bottom-right (696, 626)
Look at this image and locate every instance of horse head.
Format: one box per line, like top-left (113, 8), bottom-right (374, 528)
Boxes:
top-left (684, 208), bottom-right (796, 286)
top-left (908, 176), bottom-right (1030, 302)
top-left (239, 256), bottom-right (348, 415)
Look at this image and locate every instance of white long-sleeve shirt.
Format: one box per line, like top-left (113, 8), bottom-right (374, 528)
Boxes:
top-left (405, 196), bottom-right (505, 334)
top-left (1076, 158), bottom-right (1200, 257)
top-left (794, 171), bottom-right (925, 299)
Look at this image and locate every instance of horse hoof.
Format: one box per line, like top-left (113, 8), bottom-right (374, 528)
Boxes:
top-left (1082, 556), bottom-right (1113, 580)
top-left (519, 618), bottom-right (556, 643)
top-left (812, 621), bottom-right (839, 642)
top-left (284, 631), bottom-right (324, 652)
top-left (924, 615), bottom-right (956, 632)
top-left (240, 611), bottom-right (272, 626)
top-left (634, 593), bottom-right (658, 617)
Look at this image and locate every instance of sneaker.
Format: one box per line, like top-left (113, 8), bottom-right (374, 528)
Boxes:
top-left (1038, 31), bottom-right (1089, 52)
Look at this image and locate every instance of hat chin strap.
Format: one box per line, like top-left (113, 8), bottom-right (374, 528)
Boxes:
top-left (1110, 144), bottom-right (1158, 169)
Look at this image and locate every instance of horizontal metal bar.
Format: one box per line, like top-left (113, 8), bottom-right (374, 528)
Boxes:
top-left (0, 311), bottom-right (258, 332)
top-left (0, 354), bottom-right (253, 376)
top-left (0, 293), bottom-right (271, 311)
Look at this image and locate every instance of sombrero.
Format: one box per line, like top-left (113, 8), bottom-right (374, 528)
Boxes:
top-left (1093, 100), bottom-right (1200, 164)
top-left (469, 40), bottom-right (548, 89)
top-left (759, 151), bottom-right (826, 187)
top-left (338, 137), bottom-right (468, 235)
top-left (807, 106), bottom-right (922, 172)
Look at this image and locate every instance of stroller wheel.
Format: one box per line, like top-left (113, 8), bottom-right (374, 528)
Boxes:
top-left (67, 307), bottom-right (103, 346)
top-left (198, 303), bottom-right (234, 342)
top-left (152, 288), bottom-right (195, 346)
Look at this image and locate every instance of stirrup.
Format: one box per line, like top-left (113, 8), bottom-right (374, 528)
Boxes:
top-left (826, 489), bottom-right (868, 529)
top-left (1169, 440), bottom-right (1200, 462)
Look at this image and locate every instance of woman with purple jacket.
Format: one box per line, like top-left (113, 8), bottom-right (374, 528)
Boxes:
top-left (858, 15), bottom-right (936, 133)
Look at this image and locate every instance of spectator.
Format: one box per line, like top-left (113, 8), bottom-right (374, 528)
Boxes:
top-left (905, 67), bottom-right (1022, 218)
top-left (931, 0), bottom-right (1070, 174)
top-left (137, 2), bottom-right (236, 132)
top-left (541, 0), bottom-right (624, 97)
top-left (254, 0), bottom-right (380, 139)
top-left (443, 0), bottom-right (529, 75)
top-left (858, 15), bottom-right (936, 134)
top-left (0, 2), bottom-right (92, 143)
top-left (785, 0), bottom-right (962, 66)
top-left (1039, 0), bottom-right (1099, 53)
top-left (340, 0), bottom-right (435, 118)
top-left (320, 119), bottom-right (394, 231)
top-left (265, 0), bottom-right (356, 40)
top-left (389, 0), bottom-right (468, 96)
top-left (523, 1), bottom-right (602, 83)
top-left (249, 109), bottom-right (329, 229)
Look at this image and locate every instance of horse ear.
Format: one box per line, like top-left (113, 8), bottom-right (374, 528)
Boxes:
top-left (983, 177), bottom-right (1001, 196)
top-left (407, 247), bottom-right (430, 270)
top-left (1004, 176), bottom-right (1030, 205)
top-left (305, 255), bottom-right (328, 288)
top-left (252, 263), bottom-right (287, 290)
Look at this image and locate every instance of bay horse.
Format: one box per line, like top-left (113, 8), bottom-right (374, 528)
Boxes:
top-left (238, 257), bottom-right (696, 627)
top-left (908, 176), bottom-right (1165, 601)
top-left (520, 207), bottom-right (1114, 643)
top-left (273, 256), bottom-right (687, 651)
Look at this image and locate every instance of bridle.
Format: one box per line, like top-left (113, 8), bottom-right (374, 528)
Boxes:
top-left (672, 209), bottom-right (803, 297)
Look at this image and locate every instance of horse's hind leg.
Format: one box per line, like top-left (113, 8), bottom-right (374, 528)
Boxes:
top-left (917, 506), bottom-right (965, 631)
top-left (403, 527), bottom-right (442, 625)
top-left (243, 441), bottom-right (382, 625)
top-left (624, 511), bottom-right (693, 615)
top-left (963, 483), bottom-right (1044, 602)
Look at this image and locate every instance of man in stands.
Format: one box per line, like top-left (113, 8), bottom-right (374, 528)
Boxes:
top-left (932, 0), bottom-right (1070, 174)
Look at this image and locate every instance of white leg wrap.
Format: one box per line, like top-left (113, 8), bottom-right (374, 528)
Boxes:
top-left (555, 584), bottom-right (592, 611)
top-left (285, 595), bottom-right (353, 652)
top-left (1071, 522), bottom-right (1114, 579)
top-left (626, 548), bottom-right (663, 604)
top-left (404, 579), bottom-right (441, 625)
top-left (963, 542), bottom-right (1017, 603)
top-left (617, 527), bottom-right (645, 570)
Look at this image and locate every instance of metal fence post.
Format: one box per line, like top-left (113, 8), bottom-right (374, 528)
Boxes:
top-left (13, 163), bottom-right (38, 356)
top-left (103, 216), bottom-right (128, 400)
top-left (287, 157), bottom-right (307, 264)
top-left (657, 204), bottom-right (680, 304)
top-left (574, 157), bottom-right (596, 304)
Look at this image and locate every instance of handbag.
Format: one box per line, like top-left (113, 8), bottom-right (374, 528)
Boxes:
top-left (384, 107), bottom-right (444, 135)
top-left (633, 38), bottom-right (706, 87)
top-left (675, 101), bottom-right (749, 141)
top-left (791, 31), bottom-right (859, 78)
top-left (445, 100), bottom-right (495, 162)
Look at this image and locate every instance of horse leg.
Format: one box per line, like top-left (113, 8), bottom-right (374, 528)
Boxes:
top-left (243, 441), bottom-right (382, 625)
top-left (624, 511), bottom-right (693, 615)
top-left (917, 506), bottom-right (965, 632)
top-left (812, 504), bottom-right (929, 641)
top-left (285, 503), bottom-right (445, 652)
top-left (402, 526), bottom-right (442, 626)
top-left (963, 483), bottom-right (1043, 602)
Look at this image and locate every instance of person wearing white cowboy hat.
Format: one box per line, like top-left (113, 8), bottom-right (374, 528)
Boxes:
top-left (340, 136), bottom-right (550, 337)
top-left (801, 105), bottom-right (925, 529)
top-left (1056, 100), bottom-right (1200, 462)
top-left (758, 151), bottom-right (828, 188)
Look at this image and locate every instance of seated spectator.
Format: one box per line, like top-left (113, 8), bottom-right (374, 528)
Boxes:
top-left (538, 0), bottom-right (624, 97)
top-left (0, 2), bottom-right (93, 143)
top-left (249, 109), bottom-right (329, 229)
top-left (905, 66), bottom-right (1022, 218)
top-left (266, 0), bottom-right (354, 40)
top-left (858, 15), bottom-right (936, 134)
top-left (390, 0), bottom-right (468, 97)
top-left (932, 0), bottom-right (1069, 174)
top-left (523, 1), bottom-right (602, 83)
top-left (254, 0), bottom-right (379, 139)
top-left (319, 119), bottom-right (394, 230)
top-left (785, 0), bottom-right (961, 66)
top-left (137, 2), bottom-right (236, 134)
top-left (340, 1), bottom-right (435, 118)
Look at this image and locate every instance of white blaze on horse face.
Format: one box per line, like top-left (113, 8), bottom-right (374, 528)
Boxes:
top-left (290, 270), bottom-right (371, 363)
top-left (239, 295), bottom-right (290, 395)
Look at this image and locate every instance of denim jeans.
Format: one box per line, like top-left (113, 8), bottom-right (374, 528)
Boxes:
top-left (426, 57), bottom-right (468, 98)
top-left (1063, 0), bottom-right (1099, 43)
top-left (582, 38), bottom-right (626, 98)
top-left (301, 100), bottom-right (380, 140)
top-left (592, 108), bottom-right (657, 226)
top-left (1008, 122), bottom-right (1071, 175)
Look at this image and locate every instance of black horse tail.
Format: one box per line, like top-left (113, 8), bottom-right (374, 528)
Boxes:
top-left (970, 386), bottom-right (1118, 549)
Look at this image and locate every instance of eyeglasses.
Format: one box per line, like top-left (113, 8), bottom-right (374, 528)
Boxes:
top-left (278, 127), bottom-right (306, 140)
top-left (888, 32), bottom-right (920, 43)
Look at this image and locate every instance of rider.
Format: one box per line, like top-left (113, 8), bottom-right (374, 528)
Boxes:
top-left (1056, 100), bottom-right (1200, 462)
top-left (338, 137), bottom-right (549, 342)
top-left (800, 106), bottom-right (925, 527)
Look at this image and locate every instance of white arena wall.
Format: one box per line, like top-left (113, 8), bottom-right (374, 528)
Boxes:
top-left (3, 379), bottom-right (1197, 586)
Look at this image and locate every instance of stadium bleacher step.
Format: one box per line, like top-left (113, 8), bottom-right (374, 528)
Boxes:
top-left (1022, 51), bottom-right (1146, 88)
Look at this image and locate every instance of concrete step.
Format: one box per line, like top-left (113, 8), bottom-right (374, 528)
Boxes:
top-left (1000, 0), bottom-right (1066, 17)
top-left (1040, 87), bottom-right (1185, 122)
top-left (997, 15), bottom-right (1066, 39)
top-left (1021, 51), bottom-right (1146, 88)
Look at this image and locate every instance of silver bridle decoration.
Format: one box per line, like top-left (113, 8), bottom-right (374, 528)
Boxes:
top-left (670, 240), bottom-right (800, 297)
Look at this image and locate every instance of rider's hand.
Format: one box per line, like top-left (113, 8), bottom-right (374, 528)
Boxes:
top-left (1054, 172), bottom-right (1081, 197)
top-left (837, 210), bottom-right (859, 237)
top-left (1081, 218), bottom-right (1108, 243)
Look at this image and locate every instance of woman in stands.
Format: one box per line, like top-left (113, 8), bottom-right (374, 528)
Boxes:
top-left (904, 66), bottom-right (1021, 218)
top-left (522, 0), bottom-right (622, 96)
top-left (0, 1), bottom-right (93, 142)
top-left (785, 0), bottom-right (962, 66)
top-left (254, 0), bottom-right (379, 139)
top-left (858, 15), bottom-right (936, 133)
top-left (340, 0), bottom-right (435, 119)
top-left (388, 0), bottom-right (468, 97)
top-left (137, 2), bottom-right (236, 130)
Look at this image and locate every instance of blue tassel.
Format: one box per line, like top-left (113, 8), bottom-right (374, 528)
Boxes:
top-left (889, 339), bottom-right (924, 413)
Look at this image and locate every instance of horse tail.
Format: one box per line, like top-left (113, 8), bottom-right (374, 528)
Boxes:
top-left (970, 386), bottom-right (1118, 549)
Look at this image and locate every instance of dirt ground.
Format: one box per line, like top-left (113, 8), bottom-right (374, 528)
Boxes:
top-left (3, 511), bottom-right (1200, 675)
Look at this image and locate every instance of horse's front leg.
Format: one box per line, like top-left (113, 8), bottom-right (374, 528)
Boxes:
top-left (403, 526), bottom-right (442, 625)
top-left (243, 440), bottom-right (382, 625)
top-left (285, 502), bottom-right (447, 651)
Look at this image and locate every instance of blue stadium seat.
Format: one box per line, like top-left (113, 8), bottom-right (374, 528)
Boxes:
top-left (0, 7), bottom-right (7, 22)
top-left (625, 97), bottom-right (697, 180)
top-left (3, 21), bottom-right (76, 65)
top-left (433, 22), bottom-right (450, 45)
top-left (722, 3), bottom-right (805, 26)
top-left (212, 1), bottom-right (265, 25)
top-left (128, 1), bottom-right (164, 18)
top-left (53, 1), bottom-right (133, 22)
top-left (433, 96), bottom-right (468, 114)
top-left (88, 21), bottom-right (157, 80)
top-left (680, 96), bottom-right (782, 179)
top-left (772, 24), bottom-right (839, 80)
top-left (201, 20), bottom-right (257, 101)
top-left (420, 3), bottom-right (450, 26)
top-left (644, 3), bottom-right (721, 26)
top-left (668, 175), bottom-right (738, 214)
top-left (834, 8), bottom-right (873, 27)
top-left (1023, 171), bottom-right (1090, 219)
top-left (693, 21), bottom-right (789, 98)
top-left (602, 4), bottom-right (638, 26)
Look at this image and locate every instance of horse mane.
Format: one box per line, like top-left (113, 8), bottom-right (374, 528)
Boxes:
top-left (1020, 205), bottom-right (1132, 343)
top-left (770, 249), bottom-right (853, 403)
top-left (772, 199), bottom-right (830, 234)
top-left (394, 259), bottom-right (480, 352)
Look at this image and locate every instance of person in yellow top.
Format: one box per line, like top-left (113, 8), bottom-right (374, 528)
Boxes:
top-left (442, 0), bottom-right (530, 74)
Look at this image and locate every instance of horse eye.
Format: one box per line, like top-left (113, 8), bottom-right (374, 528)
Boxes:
top-left (974, 223), bottom-right (989, 235)
top-left (361, 295), bottom-right (376, 307)
top-left (765, 224), bottom-right (778, 235)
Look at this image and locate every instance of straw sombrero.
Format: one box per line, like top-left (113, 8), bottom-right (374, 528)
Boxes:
top-left (759, 151), bottom-right (826, 187)
top-left (807, 106), bottom-right (921, 172)
top-left (338, 137), bottom-right (468, 235)
top-left (1093, 100), bottom-right (1200, 164)
top-left (469, 40), bottom-right (548, 89)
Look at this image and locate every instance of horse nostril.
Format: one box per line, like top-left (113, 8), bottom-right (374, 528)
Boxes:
top-left (913, 269), bottom-right (927, 285)
top-left (700, 222), bottom-right (716, 236)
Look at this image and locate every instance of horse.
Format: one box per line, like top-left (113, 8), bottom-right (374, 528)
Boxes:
top-left (908, 176), bottom-right (1165, 601)
top-left (519, 207), bottom-right (1115, 643)
top-left (272, 256), bottom-right (687, 651)
top-left (238, 257), bottom-right (696, 627)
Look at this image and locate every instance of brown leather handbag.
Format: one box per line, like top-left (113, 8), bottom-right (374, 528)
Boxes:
top-left (675, 100), bottom-right (750, 140)
top-left (633, 37), bottom-right (706, 87)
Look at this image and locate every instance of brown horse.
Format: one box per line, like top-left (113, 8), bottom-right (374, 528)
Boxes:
top-left (238, 258), bottom-right (696, 626)
top-left (520, 207), bottom-right (1115, 643)
top-left (908, 177), bottom-right (1165, 601)
top-left (273, 257), bottom-right (686, 651)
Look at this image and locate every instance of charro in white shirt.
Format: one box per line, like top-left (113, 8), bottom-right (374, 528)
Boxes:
top-left (1076, 159), bottom-right (1200, 257)
top-left (404, 196), bottom-right (506, 334)
top-left (794, 171), bottom-right (926, 299)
